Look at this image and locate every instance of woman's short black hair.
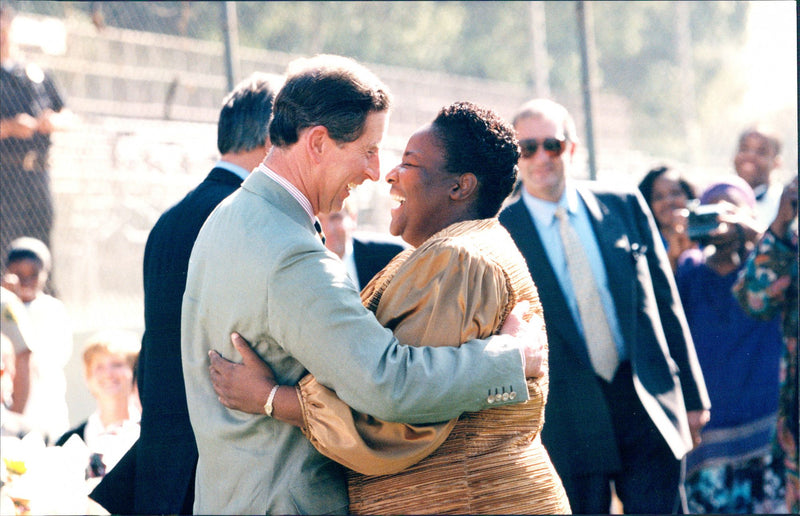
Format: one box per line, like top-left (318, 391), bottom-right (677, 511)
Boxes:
top-left (431, 102), bottom-right (519, 218)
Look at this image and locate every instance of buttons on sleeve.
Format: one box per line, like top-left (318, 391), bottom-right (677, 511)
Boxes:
top-left (487, 386), bottom-right (516, 404)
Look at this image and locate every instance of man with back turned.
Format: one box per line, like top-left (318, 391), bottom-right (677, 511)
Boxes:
top-left (90, 72), bottom-right (280, 514)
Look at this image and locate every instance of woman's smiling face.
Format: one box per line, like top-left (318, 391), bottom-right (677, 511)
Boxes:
top-left (650, 173), bottom-right (689, 230)
top-left (386, 124), bottom-right (458, 247)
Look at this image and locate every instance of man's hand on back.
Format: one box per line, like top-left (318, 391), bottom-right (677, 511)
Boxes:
top-left (500, 301), bottom-right (546, 378)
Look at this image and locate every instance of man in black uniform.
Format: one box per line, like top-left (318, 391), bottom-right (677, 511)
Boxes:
top-left (0, 4), bottom-right (68, 279)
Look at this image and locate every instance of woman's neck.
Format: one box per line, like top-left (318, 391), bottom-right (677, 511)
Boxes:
top-left (410, 206), bottom-right (477, 247)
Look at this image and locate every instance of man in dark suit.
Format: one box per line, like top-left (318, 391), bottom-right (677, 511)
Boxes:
top-left (318, 200), bottom-right (407, 289)
top-left (89, 72), bottom-right (280, 514)
top-left (498, 99), bottom-right (711, 513)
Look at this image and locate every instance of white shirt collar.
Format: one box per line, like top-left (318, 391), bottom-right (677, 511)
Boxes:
top-left (520, 182), bottom-right (580, 225)
top-left (257, 163), bottom-right (315, 223)
top-left (213, 160), bottom-right (251, 182)
top-left (83, 402), bottom-right (141, 448)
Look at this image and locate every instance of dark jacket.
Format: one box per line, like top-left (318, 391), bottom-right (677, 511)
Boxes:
top-left (352, 234), bottom-right (407, 289)
top-left (90, 167), bottom-right (243, 514)
top-left (498, 183), bottom-right (710, 479)
top-left (55, 421), bottom-right (87, 446)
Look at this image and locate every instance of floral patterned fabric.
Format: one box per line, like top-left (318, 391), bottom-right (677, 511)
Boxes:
top-left (733, 226), bottom-right (799, 513)
top-left (685, 456), bottom-right (786, 514)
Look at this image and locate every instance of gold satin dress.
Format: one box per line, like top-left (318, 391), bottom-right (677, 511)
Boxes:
top-left (297, 219), bottom-right (571, 514)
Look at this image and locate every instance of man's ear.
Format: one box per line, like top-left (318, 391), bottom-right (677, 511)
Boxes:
top-left (565, 140), bottom-right (577, 164)
top-left (772, 154), bottom-right (783, 171)
top-left (305, 125), bottom-right (328, 164)
top-left (451, 173), bottom-right (478, 201)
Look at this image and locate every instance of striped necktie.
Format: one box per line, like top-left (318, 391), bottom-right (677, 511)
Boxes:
top-left (554, 207), bottom-right (619, 382)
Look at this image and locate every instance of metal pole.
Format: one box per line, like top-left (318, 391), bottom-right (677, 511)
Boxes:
top-left (530, 1), bottom-right (550, 98)
top-left (576, 1), bottom-right (597, 180)
top-left (676, 2), bottom-right (699, 166)
top-left (222, 1), bottom-right (240, 92)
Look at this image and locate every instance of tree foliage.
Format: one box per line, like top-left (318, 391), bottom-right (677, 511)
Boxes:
top-left (16, 1), bottom-right (758, 162)
top-left (234, 1), bottom-right (750, 160)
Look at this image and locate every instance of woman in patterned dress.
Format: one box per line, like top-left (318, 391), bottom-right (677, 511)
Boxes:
top-left (733, 176), bottom-right (798, 513)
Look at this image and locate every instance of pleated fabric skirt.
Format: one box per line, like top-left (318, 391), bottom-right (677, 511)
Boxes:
top-left (347, 380), bottom-right (571, 515)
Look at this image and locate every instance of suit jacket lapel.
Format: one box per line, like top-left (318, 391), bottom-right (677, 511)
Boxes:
top-left (240, 171), bottom-right (318, 237)
top-left (577, 186), bottom-right (636, 351)
top-left (503, 199), bottom-right (591, 368)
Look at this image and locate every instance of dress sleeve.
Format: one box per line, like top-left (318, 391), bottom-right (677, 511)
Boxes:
top-left (298, 241), bottom-right (510, 475)
top-left (733, 229), bottom-right (797, 321)
top-left (375, 240), bottom-right (509, 347)
top-left (298, 374), bottom-right (457, 475)
top-left (1, 289), bottom-right (32, 355)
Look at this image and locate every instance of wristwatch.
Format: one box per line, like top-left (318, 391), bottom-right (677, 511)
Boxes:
top-left (264, 384), bottom-right (280, 417)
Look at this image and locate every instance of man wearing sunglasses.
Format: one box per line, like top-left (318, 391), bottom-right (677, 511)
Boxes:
top-left (499, 98), bottom-right (710, 514)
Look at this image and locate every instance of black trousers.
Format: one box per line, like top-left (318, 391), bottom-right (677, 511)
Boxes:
top-left (564, 361), bottom-right (685, 514)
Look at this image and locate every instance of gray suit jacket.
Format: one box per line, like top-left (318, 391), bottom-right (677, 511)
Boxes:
top-left (499, 183), bottom-right (710, 478)
top-left (182, 171), bottom-right (528, 514)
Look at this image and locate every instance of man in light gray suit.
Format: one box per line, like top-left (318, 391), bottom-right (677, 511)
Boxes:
top-left (181, 54), bottom-right (542, 515)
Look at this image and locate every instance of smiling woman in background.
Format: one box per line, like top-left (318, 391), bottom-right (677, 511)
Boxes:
top-left (638, 165), bottom-right (697, 271)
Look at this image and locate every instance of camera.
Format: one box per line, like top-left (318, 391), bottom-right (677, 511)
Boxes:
top-left (682, 201), bottom-right (725, 243)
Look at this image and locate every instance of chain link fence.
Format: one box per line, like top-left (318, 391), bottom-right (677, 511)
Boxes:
top-left (2, 1), bottom-right (717, 422)
top-left (2, 2), bottom-right (551, 333)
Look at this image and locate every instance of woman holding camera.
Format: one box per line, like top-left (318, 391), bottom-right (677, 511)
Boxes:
top-left (638, 165), bottom-right (698, 272)
top-left (676, 177), bottom-right (786, 513)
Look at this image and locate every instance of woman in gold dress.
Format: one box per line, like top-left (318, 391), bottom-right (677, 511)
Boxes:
top-left (210, 101), bottom-right (570, 514)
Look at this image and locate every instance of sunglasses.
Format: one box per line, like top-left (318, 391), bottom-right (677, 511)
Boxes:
top-left (519, 138), bottom-right (566, 158)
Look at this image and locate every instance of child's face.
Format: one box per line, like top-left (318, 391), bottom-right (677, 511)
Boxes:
top-left (4, 258), bottom-right (46, 303)
top-left (86, 351), bottom-right (134, 401)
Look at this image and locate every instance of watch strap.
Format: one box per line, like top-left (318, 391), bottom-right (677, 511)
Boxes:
top-left (264, 384), bottom-right (280, 417)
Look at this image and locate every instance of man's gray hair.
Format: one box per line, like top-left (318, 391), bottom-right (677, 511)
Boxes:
top-left (217, 72), bottom-right (282, 155)
top-left (512, 98), bottom-right (579, 144)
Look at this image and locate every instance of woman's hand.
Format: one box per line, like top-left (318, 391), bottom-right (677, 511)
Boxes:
top-left (709, 200), bottom-right (761, 247)
top-left (664, 217), bottom-right (696, 272)
top-left (209, 333), bottom-right (276, 415)
top-left (1, 273), bottom-right (21, 297)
